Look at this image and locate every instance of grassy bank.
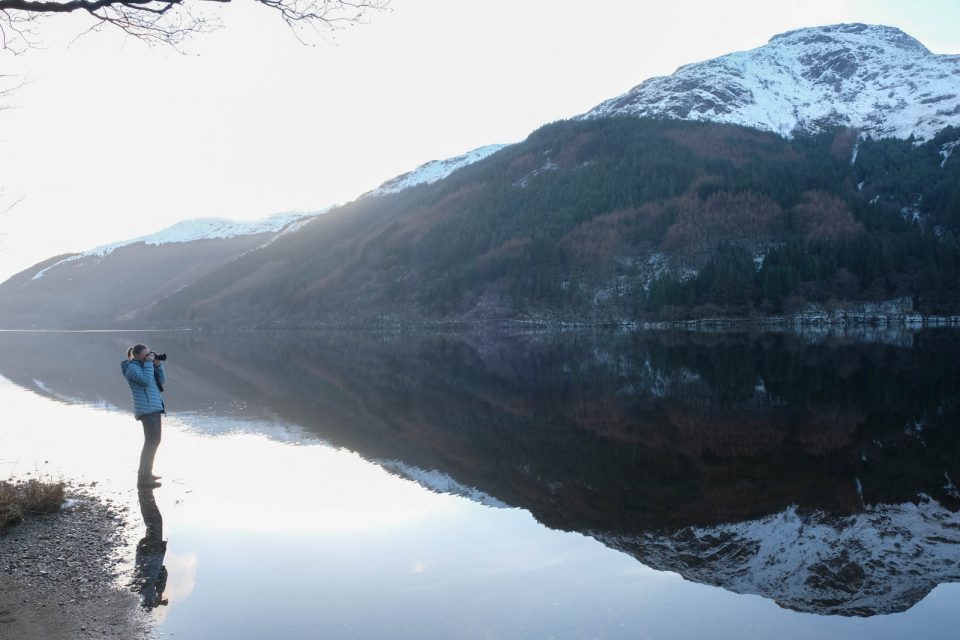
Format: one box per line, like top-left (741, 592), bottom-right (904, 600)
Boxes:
top-left (0, 478), bottom-right (65, 531)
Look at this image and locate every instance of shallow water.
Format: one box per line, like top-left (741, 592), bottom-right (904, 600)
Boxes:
top-left (1, 329), bottom-right (959, 639)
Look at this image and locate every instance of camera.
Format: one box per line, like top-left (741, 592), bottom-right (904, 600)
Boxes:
top-left (148, 352), bottom-right (167, 393)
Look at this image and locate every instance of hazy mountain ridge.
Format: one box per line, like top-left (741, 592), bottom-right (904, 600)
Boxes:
top-left (583, 23), bottom-right (960, 141)
top-left (29, 211), bottom-right (323, 281)
top-left (0, 212), bottom-right (327, 328)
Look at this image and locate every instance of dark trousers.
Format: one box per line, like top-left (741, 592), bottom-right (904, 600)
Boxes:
top-left (138, 411), bottom-right (162, 480)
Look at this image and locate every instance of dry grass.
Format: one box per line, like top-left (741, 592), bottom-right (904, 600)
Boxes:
top-left (0, 478), bottom-right (65, 531)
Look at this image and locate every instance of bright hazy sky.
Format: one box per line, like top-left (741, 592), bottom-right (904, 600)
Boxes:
top-left (0, 0), bottom-right (958, 281)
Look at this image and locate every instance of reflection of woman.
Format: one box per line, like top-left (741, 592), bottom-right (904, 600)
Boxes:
top-left (134, 487), bottom-right (168, 608)
top-left (121, 344), bottom-right (165, 488)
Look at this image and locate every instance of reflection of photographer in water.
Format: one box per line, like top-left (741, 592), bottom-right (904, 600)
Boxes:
top-left (121, 344), bottom-right (167, 488)
top-left (134, 487), bottom-right (169, 609)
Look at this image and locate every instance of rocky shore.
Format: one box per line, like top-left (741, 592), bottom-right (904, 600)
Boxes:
top-left (0, 486), bottom-right (150, 639)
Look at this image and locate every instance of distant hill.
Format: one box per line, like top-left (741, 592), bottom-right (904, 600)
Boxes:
top-left (0, 212), bottom-right (323, 328)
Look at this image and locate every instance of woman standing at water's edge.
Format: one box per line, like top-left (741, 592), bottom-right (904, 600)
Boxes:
top-left (122, 344), bottom-right (165, 488)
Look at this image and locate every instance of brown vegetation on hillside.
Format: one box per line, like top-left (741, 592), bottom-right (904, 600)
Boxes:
top-left (791, 190), bottom-right (864, 242)
top-left (661, 191), bottom-right (785, 255)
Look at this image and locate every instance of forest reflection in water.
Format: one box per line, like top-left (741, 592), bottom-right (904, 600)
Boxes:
top-left (0, 327), bottom-right (958, 619)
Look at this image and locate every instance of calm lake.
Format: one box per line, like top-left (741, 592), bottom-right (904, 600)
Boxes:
top-left (1, 328), bottom-right (959, 639)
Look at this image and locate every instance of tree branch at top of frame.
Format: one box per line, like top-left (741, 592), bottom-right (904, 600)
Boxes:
top-left (0, 0), bottom-right (389, 51)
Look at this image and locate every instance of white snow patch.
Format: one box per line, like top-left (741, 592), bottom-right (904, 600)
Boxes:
top-left (365, 144), bottom-right (510, 197)
top-left (900, 206), bottom-right (923, 223)
top-left (754, 377), bottom-right (767, 395)
top-left (941, 140), bottom-right (959, 168)
top-left (945, 473), bottom-right (960, 500)
top-left (514, 156), bottom-right (559, 188)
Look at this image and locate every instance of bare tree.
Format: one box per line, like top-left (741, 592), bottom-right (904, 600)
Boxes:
top-left (0, 0), bottom-right (388, 52)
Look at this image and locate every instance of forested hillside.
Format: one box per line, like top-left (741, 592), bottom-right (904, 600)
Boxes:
top-left (143, 117), bottom-right (959, 327)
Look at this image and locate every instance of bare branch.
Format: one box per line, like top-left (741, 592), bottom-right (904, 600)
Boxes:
top-left (0, 0), bottom-right (389, 51)
top-left (1, 193), bottom-right (24, 214)
top-left (0, 72), bottom-right (26, 108)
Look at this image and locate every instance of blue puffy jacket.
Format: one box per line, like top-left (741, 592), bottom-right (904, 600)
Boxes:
top-left (121, 359), bottom-right (166, 418)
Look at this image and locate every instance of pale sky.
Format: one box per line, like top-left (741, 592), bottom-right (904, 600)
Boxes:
top-left (0, 0), bottom-right (958, 282)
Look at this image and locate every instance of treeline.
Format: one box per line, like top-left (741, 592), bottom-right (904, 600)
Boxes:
top-left (648, 232), bottom-right (960, 316)
top-left (647, 126), bottom-right (960, 317)
top-left (408, 118), bottom-right (857, 313)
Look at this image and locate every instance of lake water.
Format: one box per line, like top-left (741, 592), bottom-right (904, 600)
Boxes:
top-left (1, 328), bottom-right (959, 639)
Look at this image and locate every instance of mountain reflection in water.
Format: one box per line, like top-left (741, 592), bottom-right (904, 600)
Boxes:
top-left (0, 328), bottom-right (958, 617)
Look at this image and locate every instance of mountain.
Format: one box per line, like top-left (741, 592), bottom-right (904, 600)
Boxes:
top-left (0, 211), bottom-right (325, 328)
top-left (144, 117), bottom-right (960, 327)
top-left (0, 139), bottom-right (514, 329)
top-left (582, 23), bottom-right (960, 141)
top-left (2, 24), bottom-right (959, 329)
top-left (29, 212), bottom-right (320, 282)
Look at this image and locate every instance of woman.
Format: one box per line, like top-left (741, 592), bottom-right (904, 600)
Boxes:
top-left (121, 344), bottom-right (166, 488)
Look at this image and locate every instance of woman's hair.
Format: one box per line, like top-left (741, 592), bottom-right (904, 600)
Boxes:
top-left (128, 344), bottom-right (149, 359)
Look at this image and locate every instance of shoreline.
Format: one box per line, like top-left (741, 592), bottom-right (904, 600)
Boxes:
top-left (2, 312), bottom-right (960, 333)
top-left (0, 484), bottom-right (150, 639)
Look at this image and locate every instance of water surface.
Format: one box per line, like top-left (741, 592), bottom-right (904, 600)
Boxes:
top-left (1, 329), bottom-right (959, 638)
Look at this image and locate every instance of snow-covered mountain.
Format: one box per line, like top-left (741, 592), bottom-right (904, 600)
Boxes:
top-left (30, 211), bottom-right (324, 281)
top-left (363, 144), bottom-right (510, 197)
top-left (583, 23), bottom-right (960, 141)
top-left (597, 496), bottom-right (960, 616)
top-left (0, 210), bottom-right (331, 328)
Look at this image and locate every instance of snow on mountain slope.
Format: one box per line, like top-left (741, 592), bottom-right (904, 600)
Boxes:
top-left (596, 497), bottom-right (960, 616)
top-left (364, 144), bottom-right (510, 197)
top-left (582, 23), bottom-right (960, 141)
top-left (30, 211), bottom-right (324, 281)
